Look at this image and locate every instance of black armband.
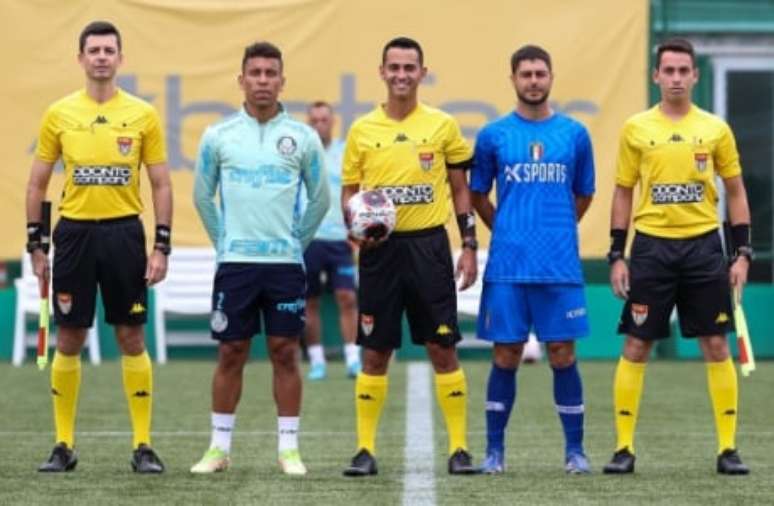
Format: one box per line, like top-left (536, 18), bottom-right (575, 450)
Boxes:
top-left (607, 228), bottom-right (628, 265)
top-left (26, 222), bottom-right (43, 253)
top-left (456, 211), bottom-right (476, 239)
top-left (154, 225), bottom-right (171, 255)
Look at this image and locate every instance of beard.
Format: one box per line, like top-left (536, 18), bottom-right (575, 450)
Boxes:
top-left (517, 89), bottom-right (549, 106)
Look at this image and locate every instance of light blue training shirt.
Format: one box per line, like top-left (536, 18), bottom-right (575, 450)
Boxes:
top-left (312, 139), bottom-right (348, 241)
top-left (193, 105), bottom-right (330, 264)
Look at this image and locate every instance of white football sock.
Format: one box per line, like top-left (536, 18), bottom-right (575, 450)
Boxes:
top-left (210, 412), bottom-right (235, 453)
top-left (344, 343), bottom-right (360, 366)
top-left (308, 344), bottom-right (326, 366)
top-left (278, 416), bottom-right (300, 453)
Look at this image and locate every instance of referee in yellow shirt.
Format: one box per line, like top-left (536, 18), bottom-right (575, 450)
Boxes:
top-left (25, 21), bottom-right (172, 473)
top-left (341, 37), bottom-right (478, 476)
top-left (604, 38), bottom-right (752, 475)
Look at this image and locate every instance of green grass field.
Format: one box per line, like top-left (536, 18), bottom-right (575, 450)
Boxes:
top-left (0, 359), bottom-right (772, 505)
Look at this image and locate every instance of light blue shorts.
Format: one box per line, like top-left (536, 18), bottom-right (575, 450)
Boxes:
top-left (477, 283), bottom-right (589, 343)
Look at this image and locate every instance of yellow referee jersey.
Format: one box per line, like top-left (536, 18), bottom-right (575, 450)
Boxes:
top-left (615, 105), bottom-right (741, 238)
top-left (342, 103), bottom-right (472, 232)
top-left (35, 89), bottom-right (167, 220)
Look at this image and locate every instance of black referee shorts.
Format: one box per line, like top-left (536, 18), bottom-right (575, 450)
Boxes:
top-left (52, 215), bottom-right (148, 328)
top-left (618, 230), bottom-right (733, 340)
top-left (356, 225), bottom-right (460, 350)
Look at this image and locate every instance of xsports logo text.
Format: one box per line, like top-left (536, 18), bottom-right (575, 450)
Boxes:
top-left (651, 183), bottom-right (704, 204)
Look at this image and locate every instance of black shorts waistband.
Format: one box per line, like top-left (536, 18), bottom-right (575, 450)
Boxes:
top-left (60, 215), bottom-right (140, 225)
top-left (390, 225), bottom-right (445, 238)
top-left (635, 228), bottom-right (719, 242)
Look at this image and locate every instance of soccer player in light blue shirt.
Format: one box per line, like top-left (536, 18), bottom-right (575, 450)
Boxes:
top-left (303, 101), bottom-right (360, 381)
top-left (470, 45), bottom-right (595, 475)
top-left (190, 42), bottom-right (329, 476)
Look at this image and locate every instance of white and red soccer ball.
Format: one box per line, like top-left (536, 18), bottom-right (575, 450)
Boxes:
top-left (346, 190), bottom-right (396, 241)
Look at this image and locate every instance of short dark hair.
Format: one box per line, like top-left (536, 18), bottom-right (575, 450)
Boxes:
top-left (242, 41), bottom-right (283, 71)
top-left (307, 100), bottom-right (333, 113)
top-left (79, 21), bottom-right (121, 53)
top-left (655, 37), bottom-right (696, 68)
top-left (510, 45), bottom-right (552, 74)
top-left (382, 37), bottom-right (424, 65)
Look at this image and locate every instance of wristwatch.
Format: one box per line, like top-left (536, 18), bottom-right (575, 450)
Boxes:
top-left (462, 237), bottom-right (478, 251)
top-left (606, 250), bottom-right (625, 265)
top-left (154, 243), bottom-right (172, 256)
top-left (735, 245), bottom-right (754, 262)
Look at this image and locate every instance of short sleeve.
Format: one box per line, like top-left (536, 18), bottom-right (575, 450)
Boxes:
top-left (443, 116), bottom-right (473, 166)
top-left (573, 126), bottom-right (596, 196)
top-left (470, 125), bottom-right (496, 194)
top-left (614, 121), bottom-right (640, 188)
top-left (715, 122), bottom-right (742, 179)
top-left (341, 124), bottom-right (363, 185)
top-left (141, 107), bottom-right (167, 165)
top-left (34, 107), bottom-right (61, 163)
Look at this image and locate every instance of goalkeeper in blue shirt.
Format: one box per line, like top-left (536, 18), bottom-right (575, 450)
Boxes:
top-left (470, 45), bottom-right (595, 475)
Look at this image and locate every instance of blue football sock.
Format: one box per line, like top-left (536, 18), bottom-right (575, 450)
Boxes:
top-left (552, 360), bottom-right (585, 456)
top-left (485, 363), bottom-right (517, 454)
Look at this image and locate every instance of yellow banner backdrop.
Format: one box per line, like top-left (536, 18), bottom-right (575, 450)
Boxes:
top-left (0, 0), bottom-right (647, 260)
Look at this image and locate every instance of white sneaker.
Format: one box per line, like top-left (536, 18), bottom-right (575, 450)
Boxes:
top-left (278, 449), bottom-right (307, 476)
top-left (190, 447), bottom-right (231, 474)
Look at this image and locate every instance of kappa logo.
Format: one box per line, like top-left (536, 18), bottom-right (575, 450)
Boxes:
top-left (631, 303), bottom-right (648, 326)
top-left (129, 302), bottom-right (146, 315)
top-left (358, 393), bottom-right (374, 401)
top-left (694, 152), bottom-right (708, 172)
top-left (715, 312), bottom-right (729, 324)
top-left (529, 141), bottom-right (544, 161)
top-left (418, 152), bottom-right (434, 171)
top-left (276, 136), bottom-right (297, 156)
top-left (448, 390), bottom-right (465, 398)
top-left (360, 314), bottom-right (374, 336)
top-left (436, 324), bottom-right (452, 335)
top-left (57, 293), bottom-right (72, 315)
top-left (117, 136), bottom-right (133, 156)
top-left (133, 391), bottom-right (150, 398)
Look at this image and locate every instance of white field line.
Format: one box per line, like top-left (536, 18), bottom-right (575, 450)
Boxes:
top-left (402, 362), bottom-right (435, 506)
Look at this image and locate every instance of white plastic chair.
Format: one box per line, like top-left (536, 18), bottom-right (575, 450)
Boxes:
top-left (13, 251), bottom-right (100, 366)
top-left (152, 247), bottom-right (217, 364)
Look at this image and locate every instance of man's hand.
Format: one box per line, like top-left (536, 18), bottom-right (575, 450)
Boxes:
top-left (31, 249), bottom-right (49, 289)
top-left (729, 256), bottom-right (749, 303)
top-left (610, 260), bottom-right (629, 299)
top-left (145, 249), bottom-right (168, 286)
top-left (455, 248), bottom-right (477, 291)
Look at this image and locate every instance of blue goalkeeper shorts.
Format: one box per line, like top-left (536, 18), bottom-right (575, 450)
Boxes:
top-left (477, 282), bottom-right (589, 343)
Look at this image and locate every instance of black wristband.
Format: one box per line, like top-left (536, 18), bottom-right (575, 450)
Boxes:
top-left (731, 224), bottom-right (751, 249)
top-left (154, 225), bottom-right (171, 255)
top-left (456, 211), bottom-right (476, 239)
top-left (610, 229), bottom-right (627, 253)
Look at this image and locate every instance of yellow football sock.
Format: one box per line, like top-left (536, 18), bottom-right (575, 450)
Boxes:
top-left (122, 352), bottom-right (153, 449)
top-left (51, 351), bottom-right (81, 448)
top-left (435, 368), bottom-right (468, 455)
top-left (706, 358), bottom-right (738, 454)
top-left (613, 356), bottom-right (646, 454)
top-left (355, 372), bottom-right (388, 454)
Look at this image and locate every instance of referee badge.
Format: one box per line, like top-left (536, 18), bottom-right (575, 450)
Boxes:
top-left (631, 303), bottom-right (648, 326)
top-left (694, 152), bottom-right (708, 172)
top-left (117, 137), bottom-right (133, 156)
top-left (418, 152), bottom-right (434, 171)
top-left (360, 314), bottom-right (374, 336)
top-left (529, 142), bottom-right (544, 161)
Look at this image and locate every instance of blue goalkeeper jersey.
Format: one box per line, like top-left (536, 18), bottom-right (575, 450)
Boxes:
top-left (193, 105), bottom-right (330, 264)
top-left (313, 139), bottom-right (348, 241)
top-left (471, 111), bottom-right (595, 284)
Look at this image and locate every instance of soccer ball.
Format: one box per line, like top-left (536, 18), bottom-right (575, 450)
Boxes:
top-left (346, 189), bottom-right (396, 241)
